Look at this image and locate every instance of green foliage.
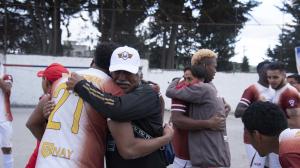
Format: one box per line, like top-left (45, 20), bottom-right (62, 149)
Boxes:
top-left (1, 0), bottom-right (259, 71)
top-left (267, 0), bottom-right (300, 73)
top-left (241, 56), bottom-right (250, 72)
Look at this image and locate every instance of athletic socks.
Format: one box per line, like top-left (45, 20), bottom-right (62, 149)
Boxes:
top-left (3, 154), bottom-right (13, 168)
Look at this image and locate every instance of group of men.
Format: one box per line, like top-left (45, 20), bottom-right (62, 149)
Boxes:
top-left (1, 42), bottom-right (300, 168)
top-left (235, 60), bottom-right (300, 168)
top-left (23, 42), bottom-right (176, 168)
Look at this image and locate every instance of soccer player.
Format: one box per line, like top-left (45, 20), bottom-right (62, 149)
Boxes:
top-left (0, 72), bottom-right (13, 168)
top-left (286, 74), bottom-right (300, 92)
top-left (234, 60), bottom-right (275, 168)
top-left (242, 101), bottom-right (300, 168)
top-left (169, 65), bottom-right (227, 168)
top-left (66, 46), bottom-right (172, 168)
top-left (265, 61), bottom-right (300, 167)
top-left (267, 62), bottom-right (300, 128)
top-left (26, 63), bottom-right (69, 168)
top-left (35, 44), bottom-right (172, 168)
top-left (166, 49), bottom-right (230, 167)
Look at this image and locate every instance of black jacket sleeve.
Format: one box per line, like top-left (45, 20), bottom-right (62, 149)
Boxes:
top-left (74, 80), bottom-right (160, 121)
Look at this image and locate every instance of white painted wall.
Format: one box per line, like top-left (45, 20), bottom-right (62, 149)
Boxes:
top-left (4, 54), bottom-right (258, 111)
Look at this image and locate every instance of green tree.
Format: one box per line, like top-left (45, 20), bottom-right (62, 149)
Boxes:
top-left (241, 56), bottom-right (250, 72)
top-left (267, 0), bottom-right (300, 73)
top-left (145, 0), bottom-right (259, 70)
top-left (0, 0), bottom-right (87, 55)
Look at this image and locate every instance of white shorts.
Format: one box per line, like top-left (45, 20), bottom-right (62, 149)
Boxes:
top-left (172, 157), bottom-right (192, 168)
top-left (245, 144), bottom-right (266, 168)
top-left (0, 121), bottom-right (13, 148)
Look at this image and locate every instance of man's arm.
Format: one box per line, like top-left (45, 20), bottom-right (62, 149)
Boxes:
top-left (108, 121), bottom-right (173, 159)
top-left (286, 108), bottom-right (300, 128)
top-left (67, 73), bottom-right (159, 121)
top-left (26, 95), bottom-right (51, 140)
top-left (171, 112), bottom-right (225, 131)
top-left (166, 79), bottom-right (207, 104)
top-left (234, 103), bottom-right (248, 118)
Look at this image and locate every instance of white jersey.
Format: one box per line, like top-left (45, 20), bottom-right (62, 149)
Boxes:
top-left (36, 68), bottom-right (121, 168)
top-left (239, 82), bottom-right (275, 107)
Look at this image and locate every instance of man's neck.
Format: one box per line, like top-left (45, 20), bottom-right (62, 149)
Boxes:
top-left (275, 81), bottom-right (287, 91)
top-left (258, 79), bottom-right (268, 88)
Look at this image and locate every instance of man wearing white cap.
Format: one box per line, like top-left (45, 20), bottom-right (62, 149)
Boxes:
top-left (66, 46), bottom-right (170, 168)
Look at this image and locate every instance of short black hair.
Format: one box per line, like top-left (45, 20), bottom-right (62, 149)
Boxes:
top-left (191, 65), bottom-right (206, 79)
top-left (94, 42), bottom-right (120, 71)
top-left (267, 61), bottom-right (285, 72)
top-left (242, 101), bottom-right (288, 137)
top-left (183, 66), bottom-right (191, 73)
top-left (256, 60), bottom-right (271, 73)
top-left (287, 74), bottom-right (300, 83)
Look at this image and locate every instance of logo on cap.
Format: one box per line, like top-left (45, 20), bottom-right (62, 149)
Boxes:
top-left (118, 51), bottom-right (133, 60)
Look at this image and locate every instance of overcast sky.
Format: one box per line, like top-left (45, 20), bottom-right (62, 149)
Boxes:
top-left (62, 0), bottom-right (293, 66)
top-left (232, 0), bottom-right (293, 65)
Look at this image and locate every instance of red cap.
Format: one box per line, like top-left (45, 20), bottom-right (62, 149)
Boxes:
top-left (37, 63), bottom-right (69, 83)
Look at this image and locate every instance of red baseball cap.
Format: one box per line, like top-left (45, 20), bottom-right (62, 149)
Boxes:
top-left (37, 63), bottom-right (69, 83)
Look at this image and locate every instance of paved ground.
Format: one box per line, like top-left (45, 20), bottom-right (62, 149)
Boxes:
top-left (6, 107), bottom-right (249, 168)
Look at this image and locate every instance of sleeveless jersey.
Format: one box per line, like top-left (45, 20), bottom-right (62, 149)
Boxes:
top-left (272, 83), bottom-right (300, 118)
top-left (36, 68), bottom-right (122, 168)
top-left (171, 80), bottom-right (190, 160)
top-left (0, 74), bottom-right (13, 122)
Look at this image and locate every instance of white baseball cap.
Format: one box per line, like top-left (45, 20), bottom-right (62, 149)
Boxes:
top-left (109, 46), bottom-right (141, 74)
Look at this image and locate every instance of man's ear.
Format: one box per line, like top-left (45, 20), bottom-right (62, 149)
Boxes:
top-left (46, 80), bottom-right (52, 91)
top-left (252, 130), bottom-right (263, 142)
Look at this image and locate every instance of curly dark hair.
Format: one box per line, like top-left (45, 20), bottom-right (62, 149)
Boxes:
top-left (242, 101), bottom-right (288, 137)
top-left (191, 65), bottom-right (206, 79)
top-left (267, 61), bottom-right (285, 72)
top-left (287, 74), bottom-right (300, 83)
top-left (256, 60), bottom-right (271, 73)
top-left (94, 42), bottom-right (120, 71)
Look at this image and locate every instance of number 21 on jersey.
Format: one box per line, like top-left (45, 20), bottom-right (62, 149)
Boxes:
top-left (46, 82), bottom-right (83, 134)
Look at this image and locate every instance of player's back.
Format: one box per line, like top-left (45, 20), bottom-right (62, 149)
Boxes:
top-left (36, 68), bottom-right (118, 168)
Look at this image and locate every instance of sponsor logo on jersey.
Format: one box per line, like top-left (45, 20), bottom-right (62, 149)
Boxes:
top-left (289, 99), bottom-right (295, 107)
top-left (41, 141), bottom-right (73, 160)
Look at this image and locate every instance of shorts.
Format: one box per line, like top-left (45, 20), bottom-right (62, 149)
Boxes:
top-left (172, 157), bottom-right (192, 168)
top-left (0, 121), bottom-right (13, 148)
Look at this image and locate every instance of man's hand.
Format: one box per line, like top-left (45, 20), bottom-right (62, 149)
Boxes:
top-left (163, 123), bottom-right (174, 141)
top-left (207, 114), bottom-right (225, 131)
top-left (222, 98), bottom-right (231, 117)
top-left (42, 96), bottom-right (55, 120)
top-left (66, 72), bottom-right (85, 90)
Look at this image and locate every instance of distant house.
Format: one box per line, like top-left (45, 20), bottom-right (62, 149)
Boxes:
top-left (63, 41), bottom-right (93, 57)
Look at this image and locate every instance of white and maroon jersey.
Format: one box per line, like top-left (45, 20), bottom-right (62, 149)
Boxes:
top-left (239, 82), bottom-right (275, 107)
top-left (279, 128), bottom-right (300, 168)
top-left (171, 98), bottom-right (189, 160)
top-left (240, 82), bottom-right (274, 144)
top-left (36, 68), bottom-right (122, 168)
top-left (171, 80), bottom-right (190, 160)
top-left (272, 83), bottom-right (300, 118)
top-left (0, 74), bottom-right (13, 122)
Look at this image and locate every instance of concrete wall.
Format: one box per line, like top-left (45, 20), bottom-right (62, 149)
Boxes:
top-left (4, 54), bottom-right (258, 110)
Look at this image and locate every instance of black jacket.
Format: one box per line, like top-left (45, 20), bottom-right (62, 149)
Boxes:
top-left (74, 80), bottom-right (166, 168)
